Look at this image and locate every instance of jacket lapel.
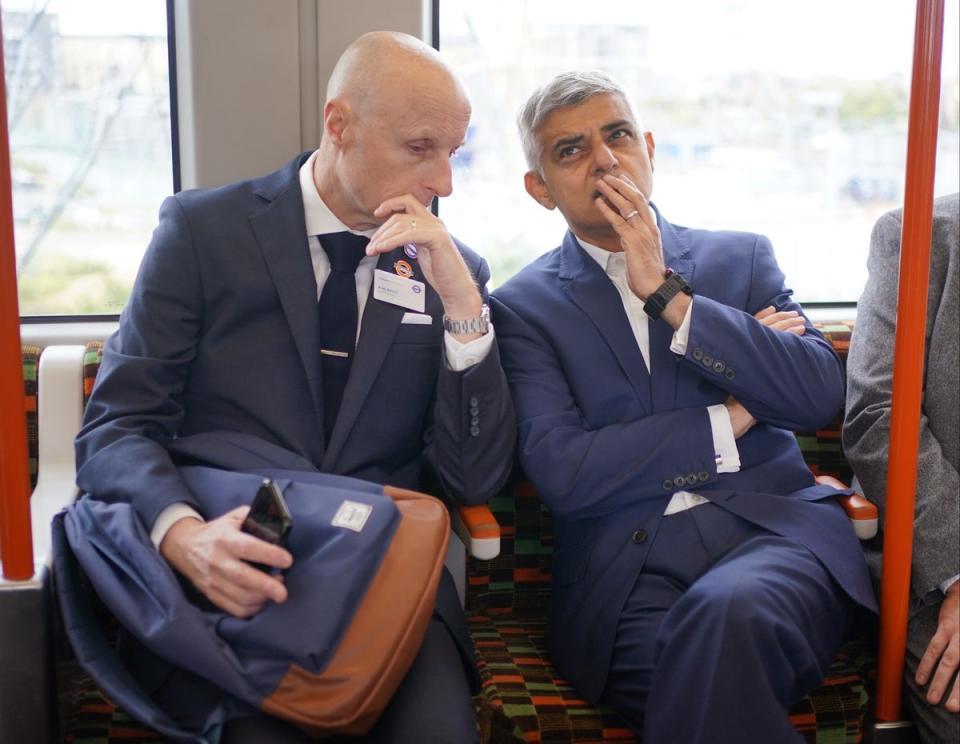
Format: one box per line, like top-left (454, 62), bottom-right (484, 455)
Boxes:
top-left (559, 231), bottom-right (652, 413)
top-left (322, 246), bottom-right (410, 470)
top-left (249, 154), bottom-right (326, 430)
top-left (648, 210), bottom-right (695, 412)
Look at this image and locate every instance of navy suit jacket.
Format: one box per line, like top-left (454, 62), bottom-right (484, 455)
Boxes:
top-left (75, 153), bottom-right (516, 672)
top-left (491, 207), bottom-right (875, 701)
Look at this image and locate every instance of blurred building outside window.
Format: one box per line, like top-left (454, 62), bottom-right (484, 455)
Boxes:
top-left (3, 0), bottom-right (171, 316)
top-left (440, 0), bottom-right (960, 302)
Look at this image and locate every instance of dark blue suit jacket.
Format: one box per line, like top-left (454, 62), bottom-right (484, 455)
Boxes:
top-left (491, 207), bottom-right (875, 701)
top-left (75, 152), bottom-right (516, 672)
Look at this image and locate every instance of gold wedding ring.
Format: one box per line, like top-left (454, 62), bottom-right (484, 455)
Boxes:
top-left (410, 219), bottom-right (417, 230)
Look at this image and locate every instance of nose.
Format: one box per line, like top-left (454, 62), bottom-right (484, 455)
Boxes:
top-left (426, 159), bottom-right (454, 200)
top-left (591, 142), bottom-right (619, 176)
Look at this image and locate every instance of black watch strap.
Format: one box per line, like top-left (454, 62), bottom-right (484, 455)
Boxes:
top-left (643, 269), bottom-right (693, 320)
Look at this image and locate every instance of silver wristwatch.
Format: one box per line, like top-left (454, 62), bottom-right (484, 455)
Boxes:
top-left (442, 303), bottom-right (490, 334)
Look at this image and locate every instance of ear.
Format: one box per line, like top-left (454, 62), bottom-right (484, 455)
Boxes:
top-left (644, 131), bottom-right (656, 171)
top-left (524, 171), bottom-right (556, 210)
top-left (323, 99), bottom-right (349, 146)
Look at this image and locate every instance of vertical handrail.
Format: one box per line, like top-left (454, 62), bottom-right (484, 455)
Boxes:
top-left (0, 11), bottom-right (36, 580)
top-left (875, 0), bottom-right (945, 723)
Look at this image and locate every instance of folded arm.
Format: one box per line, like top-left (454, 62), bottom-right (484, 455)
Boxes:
top-left (679, 235), bottom-right (846, 430)
top-left (492, 296), bottom-right (718, 521)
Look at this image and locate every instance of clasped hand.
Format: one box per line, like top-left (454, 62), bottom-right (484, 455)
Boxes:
top-left (365, 194), bottom-right (481, 322)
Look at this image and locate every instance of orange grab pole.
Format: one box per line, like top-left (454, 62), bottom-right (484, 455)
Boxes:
top-left (0, 11), bottom-right (35, 580)
top-left (875, 0), bottom-right (944, 723)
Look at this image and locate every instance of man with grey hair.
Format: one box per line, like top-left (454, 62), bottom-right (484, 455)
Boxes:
top-left (76, 31), bottom-right (515, 743)
top-left (490, 71), bottom-right (875, 742)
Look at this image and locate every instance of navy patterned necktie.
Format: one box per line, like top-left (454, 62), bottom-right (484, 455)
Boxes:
top-left (317, 231), bottom-right (368, 437)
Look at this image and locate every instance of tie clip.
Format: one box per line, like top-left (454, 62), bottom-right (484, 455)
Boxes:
top-left (321, 349), bottom-right (350, 358)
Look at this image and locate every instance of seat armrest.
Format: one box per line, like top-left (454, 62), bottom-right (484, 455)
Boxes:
top-left (453, 504), bottom-right (500, 560)
top-left (815, 475), bottom-right (879, 540)
top-left (31, 345), bottom-right (87, 567)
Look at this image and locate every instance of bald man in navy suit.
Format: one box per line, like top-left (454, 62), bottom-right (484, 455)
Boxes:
top-left (77, 32), bottom-right (515, 743)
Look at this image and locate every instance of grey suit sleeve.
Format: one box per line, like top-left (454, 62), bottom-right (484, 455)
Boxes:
top-left (425, 254), bottom-right (517, 505)
top-left (844, 209), bottom-right (960, 597)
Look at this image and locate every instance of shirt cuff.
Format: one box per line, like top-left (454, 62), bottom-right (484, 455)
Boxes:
top-left (707, 403), bottom-right (741, 473)
top-left (669, 297), bottom-right (694, 355)
top-left (940, 574), bottom-right (960, 594)
top-left (150, 503), bottom-right (204, 549)
top-left (444, 325), bottom-right (495, 372)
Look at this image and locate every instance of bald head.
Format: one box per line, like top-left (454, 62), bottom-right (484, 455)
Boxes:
top-left (326, 31), bottom-right (469, 119)
top-left (315, 32), bottom-right (472, 230)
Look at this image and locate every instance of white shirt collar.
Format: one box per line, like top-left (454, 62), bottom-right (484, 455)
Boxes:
top-left (575, 235), bottom-right (625, 275)
top-left (298, 150), bottom-right (376, 238)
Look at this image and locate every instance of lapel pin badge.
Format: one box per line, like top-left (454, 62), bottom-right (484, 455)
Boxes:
top-left (403, 243), bottom-right (418, 259)
top-left (394, 259), bottom-right (414, 279)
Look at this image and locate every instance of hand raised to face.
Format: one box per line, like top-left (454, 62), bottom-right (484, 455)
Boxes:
top-left (593, 174), bottom-right (665, 300)
top-left (365, 193), bottom-right (481, 322)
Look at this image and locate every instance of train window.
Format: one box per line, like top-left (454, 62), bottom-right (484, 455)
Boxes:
top-left (439, 0), bottom-right (960, 302)
top-left (3, 0), bottom-right (173, 317)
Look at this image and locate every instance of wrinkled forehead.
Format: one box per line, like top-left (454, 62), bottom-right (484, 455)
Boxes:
top-left (536, 92), bottom-right (637, 144)
top-left (368, 82), bottom-right (472, 144)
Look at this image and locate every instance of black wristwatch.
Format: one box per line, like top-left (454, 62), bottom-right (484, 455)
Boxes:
top-left (643, 269), bottom-right (693, 320)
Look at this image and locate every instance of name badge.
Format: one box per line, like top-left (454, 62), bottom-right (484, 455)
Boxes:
top-left (372, 269), bottom-right (425, 312)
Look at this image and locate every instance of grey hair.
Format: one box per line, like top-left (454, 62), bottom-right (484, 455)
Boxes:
top-left (518, 71), bottom-right (635, 173)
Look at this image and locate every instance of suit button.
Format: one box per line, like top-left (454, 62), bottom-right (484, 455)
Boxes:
top-left (662, 479), bottom-right (674, 491)
top-left (692, 348), bottom-right (703, 361)
top-left (470, 416), bottom-right (480, 426)
top-left (725, 368), bottom-right (735, 380)
top-left (673, 475), bottom-right (686, 488)
top-left (632, 529), bottom-right (647, 544)
top-left (712, 360), bottom-right (725, 374)
top-left (470, 425), bottom-right (480, 436)
top-left (469, 396), bottom-right (479, 407)
top-left (470, 406), bottom-right (480, 416)
top-left (698, 471), bottom-right (710, 482)
top-left (701, 355), bottom-right (714, 368)
top-left (685, 473), bottom-right (698, 486)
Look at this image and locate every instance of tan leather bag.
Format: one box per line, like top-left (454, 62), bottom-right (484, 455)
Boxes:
top-left (260, 486), bottom-right (450, 736)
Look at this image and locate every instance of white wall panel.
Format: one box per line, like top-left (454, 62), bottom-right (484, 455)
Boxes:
top-left (173, 0), bottom-right (429, 189)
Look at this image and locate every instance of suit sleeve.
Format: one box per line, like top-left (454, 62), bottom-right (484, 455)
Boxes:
top-left (424, 254), bottom-right (517, 505)
top-left (491, 295), bottom-right (717, 521)
top-left (681, 234), bottom-right (846, 430)
top-left (844, 211), bottom-right (960, 596)
top-left (75, 195), bottom-right (202, 529)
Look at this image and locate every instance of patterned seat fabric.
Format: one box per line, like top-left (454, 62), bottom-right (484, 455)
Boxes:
top-left (467, 320), bottom-right (875, 743)
top-left (22, 345), bottom-right (40, 490)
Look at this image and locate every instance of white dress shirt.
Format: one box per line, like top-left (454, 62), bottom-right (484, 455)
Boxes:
top-left (576, 237), bottom-right (741, 517)
top-left (150, 151), bottom-right (494, 546)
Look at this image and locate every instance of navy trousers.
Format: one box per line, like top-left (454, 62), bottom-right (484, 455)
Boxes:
top-left (222, 616), bottom-right (478, 743)
top-left (600, 502), bottom-right (855, 744)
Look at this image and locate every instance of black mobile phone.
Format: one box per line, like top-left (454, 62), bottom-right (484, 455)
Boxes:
top-left (241, 479), bottom-right (292, 570)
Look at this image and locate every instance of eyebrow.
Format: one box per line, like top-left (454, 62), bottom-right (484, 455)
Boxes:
top-left (550, 119), bottom-right (634, 156)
